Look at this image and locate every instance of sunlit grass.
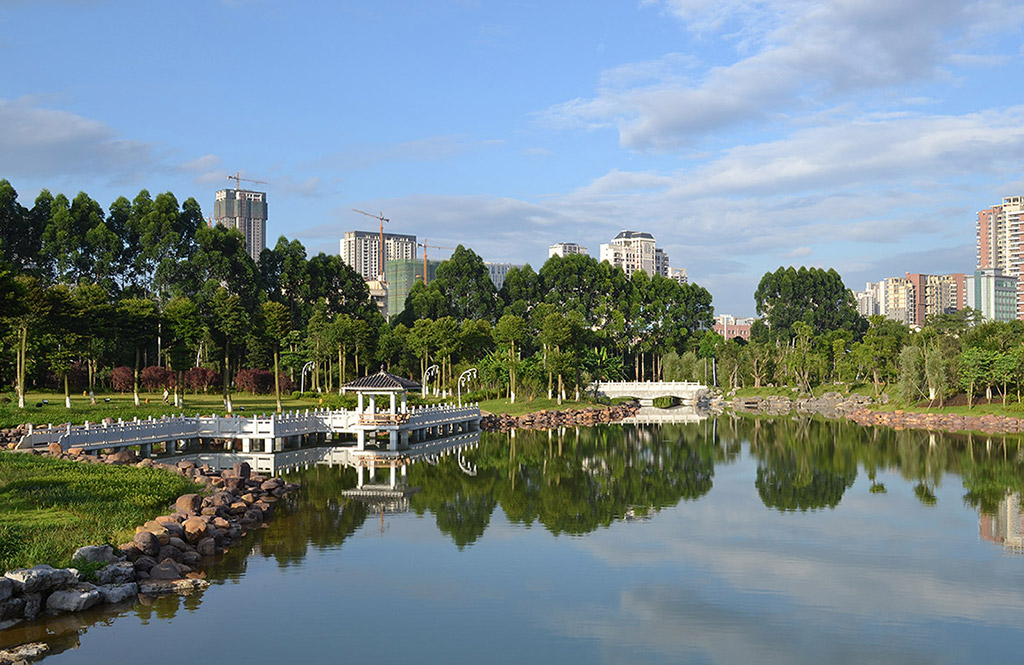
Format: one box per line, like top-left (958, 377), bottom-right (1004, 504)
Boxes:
top-left (0, 451), bottom-right (201, 570)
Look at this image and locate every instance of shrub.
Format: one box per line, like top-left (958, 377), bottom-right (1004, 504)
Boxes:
top-left (140, 366), bottom-right (172, 391)
top-left (184, 367), bottom-right (219, 393)
top-left (110, 366), bottom-right (134, 392)
top-left (235, 368), bottom-right (275, 394)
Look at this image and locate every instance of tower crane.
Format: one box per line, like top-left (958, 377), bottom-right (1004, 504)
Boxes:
top-left (417, 239), bottom-right (455, 285)
top-left (353, 209), bottom-right (389, 282)
top-left (227, 172), bottom-right (268, 190)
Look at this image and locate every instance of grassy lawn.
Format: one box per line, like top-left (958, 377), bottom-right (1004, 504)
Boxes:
top-left (0, 451), bottom-right (201, 571)
top-left (0, 390), bottom-right (322, 429)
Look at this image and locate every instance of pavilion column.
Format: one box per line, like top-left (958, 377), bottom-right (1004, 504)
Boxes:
top-left (390, 465), bottom-right (397, 488)
top-left (242, 438), bottom-right (251, 453)
top-left (401, 392), bottom-right (407, 414)
top-left (357, 465), bottom-right (364, 488)
top-left (357, 430), bottom-right (366, 450)
top-left (368, 464), bottom-right (376, 480)
top-left (357, 392), bottom-right (364, 414)
top-left (389, 430), bottom-right (398, 451)
top-left (390, 392), bottom-right (396, 415)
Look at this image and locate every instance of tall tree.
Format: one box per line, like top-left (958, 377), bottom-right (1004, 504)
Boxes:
top-left (262, 300), bottom-right (291, 411)
top-left (754, 266), bottom-right (866, 342)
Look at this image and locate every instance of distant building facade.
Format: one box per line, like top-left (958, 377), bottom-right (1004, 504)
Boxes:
top-left (977, 196), bottom-right (1024, 318)
top-left (340, 230), bottom-right (417, 282)
top-left (714, 315), bottom-right (754, 341)
top-left (854, 272), bottom-right (966, 328)
top-left (599, 230), bottom-right (670, 278)
top-left (966, 268), bottom-right (1017, 322)
top-left (214, 188), bottom-right (267, 263)
top-left (548, 242), bottom-right (588, 258)
top-left (385, 257), bottom-right (440, 320)
top-left (485, 262), bottom-right (524, 290)
top-left (668, 267), bottom-right (688, 285)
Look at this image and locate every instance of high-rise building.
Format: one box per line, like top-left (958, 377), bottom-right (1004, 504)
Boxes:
top-left (214, 188), bottom-right (268, 263)
top-left (668, 267), bottom-right (688, 285)
top-left (599, 230), bottom-right (670, 278)
top-left (966, 268), bottom-right (1018, 322)
top-left (978, 196), bottom-right (1024, 318)
top-left (385, 257), bottom-right (440, 320)
top-left (340, 231), bottom-right (417, 282)
top-left (485, 262), bottom-right (524, 290)
top-left (548, 242), bottom-right (588, 258)
top-left (856, 273), bottom-right (966, 327)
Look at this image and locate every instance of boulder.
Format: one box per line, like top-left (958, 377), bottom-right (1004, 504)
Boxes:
top-left (4, 565), bottom-right (77, 594)
top-left (108, 449), bottom-right (138, 464)
top-left (141, 522), bottom-right (170, 545)
top-left (223, 476), bottom-right (246, 492)
top-left (0, 642), bottom-right (49, 664)
top-left (148, 560), bottom-right (184, 581)
top-left (209, 491), bottom-right (234, 508)
top-left (96, 582), bottom-right (138, 604)
top-left (132, 530), bottom-right (160, 557)
top-left (232, 461), bottom-right (251, 479)
top-left (181, 551), bottom-right (202, 568)
top-left (21, 592), bottom-right (43, 620)
top-left (0, 597), bottom-right (25, 622)
top-left (133, 555), bottom-right (157, 573)
top-left (260, 479), bottom-right (283, 491)
top-left (175, 493), bottom-right (202, 515)
top-left (95, 562), bottom-right (135, 586)
top-left (0, 578), bottom-right (11, 602)
top-left (168, 536), bottom-right (190, 552)
top-left (46, 584), bottom-right (102, 613)
top-left (139, 578), bottom-right (210, 595)
top-left (161, 521), bottom-right (185, 540)
top-left (182, 517), bottom-right (208, 543)
top-left (156, 545), bottom-right (183, 563)
top-left (196, 537), bottom-right (217, 557)
top-left (72, 544), bottom-right (122, 565)
top-left (47, 442), bottom-right (63, 456)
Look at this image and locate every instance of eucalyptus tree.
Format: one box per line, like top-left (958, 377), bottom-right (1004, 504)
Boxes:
top-left (211, 287), bottom-right (250, 412)
top-left (117, 297), bottom-right (159, 406)
top-left (261, 300), bottom-right (291, 411)
top-left (493, 314), bottom-right (527, 402)
top-left (754, 266), bottom-right (866, 342)
top-left (164, 295), bottom-right (204, 408)
top-left (72, 283), bottom-right (115, 403)
top-left (42, 285), bottom-right (80, 408)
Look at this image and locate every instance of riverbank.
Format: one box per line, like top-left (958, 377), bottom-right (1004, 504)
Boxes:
top-left (1, 447), bottom-right (298, 639)
top-left (480, 403), bottom-right (640, 431)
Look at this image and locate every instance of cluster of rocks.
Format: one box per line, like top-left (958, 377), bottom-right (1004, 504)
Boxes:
top-left (480, 404), bottom-right (640, 431)
top-left (0, 459), bottom-right (298, 636)
top-left (730, 392), bottom-right (875, 418)
top-left (0, 425), bottom-right (30, 451)
top-left (845, 408), bottom-right (1024, 435)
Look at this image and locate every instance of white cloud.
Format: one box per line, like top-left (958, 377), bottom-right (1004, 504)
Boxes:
top-left (544, 0), bottom-right (1024, 151)
top-left (0, 96), bottom-right (156, 180)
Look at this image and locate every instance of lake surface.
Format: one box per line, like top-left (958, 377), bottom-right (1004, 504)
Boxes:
top-left (6, 416), bottom-right (1024, 664)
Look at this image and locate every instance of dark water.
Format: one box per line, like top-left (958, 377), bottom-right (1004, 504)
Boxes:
top-left (6, 417), bottom-right (1024, 664)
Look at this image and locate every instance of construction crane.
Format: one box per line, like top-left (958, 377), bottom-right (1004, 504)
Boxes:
top-left (417, 239), bottom-right (455, 285)
top-left (353, 209), bottom-right (389, 282)
top-left (227, 171), bottom-right (267, 190)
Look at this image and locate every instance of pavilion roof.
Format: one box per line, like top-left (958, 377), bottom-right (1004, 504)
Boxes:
top-left (341, 370), bottom-right (422, 392)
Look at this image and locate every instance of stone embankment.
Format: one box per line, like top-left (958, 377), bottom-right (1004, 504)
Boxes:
top-left (845, 408), bottom-right (1024, 435)
top-left (479, 404), bottom-right (640, 432)
top-left (0, 447), bottom-right (299, 649)
top-left (729, 392), bottom-right (875, 418)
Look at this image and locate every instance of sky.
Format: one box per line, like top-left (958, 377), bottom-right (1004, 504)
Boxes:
top-left (2, 0), bottom-right (1024, 315)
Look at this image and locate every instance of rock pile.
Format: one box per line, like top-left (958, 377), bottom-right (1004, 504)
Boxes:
top-left (0, 425), bottom-right (30, 450)
top-left (845, 408), bottom-right (1024, 435)
top-left (0, 459), bottom-right (299, 634)
top-left (480, 404), bottom-right (640, 431)
top-left (731, 392), bottom-right (874, 418)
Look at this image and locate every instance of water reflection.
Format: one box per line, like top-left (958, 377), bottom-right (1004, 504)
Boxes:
top-left (7, 416), bottom-right (1024, 662)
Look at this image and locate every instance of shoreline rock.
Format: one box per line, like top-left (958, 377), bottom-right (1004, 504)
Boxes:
top-left (479, 403), bottom-right (641, 431)
top-left (0, 451), bottom-right (300, 637)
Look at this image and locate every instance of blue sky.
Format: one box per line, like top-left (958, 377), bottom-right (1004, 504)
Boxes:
top-left (3, 0), bottom-right (1024, 315)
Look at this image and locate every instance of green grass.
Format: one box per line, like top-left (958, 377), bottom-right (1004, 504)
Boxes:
top-left (0, 451), bottom-right (201, 571)
top-left (0, 390), bottom-right (322, 429)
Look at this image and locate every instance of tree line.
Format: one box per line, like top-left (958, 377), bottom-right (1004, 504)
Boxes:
top-left (0, 179), bottom-right (716, 412)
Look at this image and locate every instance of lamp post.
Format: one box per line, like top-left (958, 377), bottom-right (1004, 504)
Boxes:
top-left (458, 367), bottom-right (477, 407)
top-left (422, 364), bottom-right (439, 398)
top-left (300, 361), bottom-right (315, 394)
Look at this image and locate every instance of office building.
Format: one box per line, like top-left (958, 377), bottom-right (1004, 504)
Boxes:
top-left (978, 195), bottom-right (1024, 318)
top-left (966, 268), bottom-right (1017, 322)
top-left (485, 262), bottom-right (524, 290)
top-left (714, 315), bottom-right (754, 341)
top-left (599, 230), bottom-right (670, 278)
top-left (548, 242), bottom-right (589, 259)
top-left (214, 188), bottom-right (268, 263)
top-left (340, 230), bottom-right (418, 282)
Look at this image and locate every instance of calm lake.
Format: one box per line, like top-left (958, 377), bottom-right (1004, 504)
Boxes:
top-left (6, 415), bottom-right (1024, 664)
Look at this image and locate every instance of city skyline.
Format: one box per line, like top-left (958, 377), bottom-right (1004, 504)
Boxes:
top-left (3, 1), bottom-right (1023, 315)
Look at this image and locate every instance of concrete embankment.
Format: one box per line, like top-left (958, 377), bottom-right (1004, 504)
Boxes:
top-left (0, 447), bottom-right (299, 651)
top-left (480, 404), bottom-right (640, 431)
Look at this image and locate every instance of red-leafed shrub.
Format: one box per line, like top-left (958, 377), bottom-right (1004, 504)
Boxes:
top-left (111, 366), bottom-right (134, 393)
top-left (234, 368), bottom-right (275, 394)
top-left (184, 367), bottom-right (220, 393)
top-left (140, 366), bottom-right (172, 391)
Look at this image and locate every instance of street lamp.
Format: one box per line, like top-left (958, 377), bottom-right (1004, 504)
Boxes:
top-left (458, 367), bottom-right (477, 407)
top-left (300, 361), bottom-right (315, 394)
top-left (422, 364), bottom-right (439, 398)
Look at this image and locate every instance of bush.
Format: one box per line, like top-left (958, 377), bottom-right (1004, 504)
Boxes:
top-left (110, 366), bottom-right (133, 392)
top-left (652, 396), bottom-right (678, 409)
top-left (185, 367), bottom-right (219, 393)
top-left (235, 368), bottom-right (275, 394)
top-left (140, 366), bottom-right (173, 391)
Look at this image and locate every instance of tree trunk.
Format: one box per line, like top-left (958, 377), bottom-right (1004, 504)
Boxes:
top-left (63, 373), bottom-right (70, 409)
top-left (133, 346), bottom-right (141, 406)
top-left (274, 349), bottom-right (282, 412)
top-left (223, 342), bottom-right (233, 413)
top-left (16, 325), bottom-right (26, 408)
